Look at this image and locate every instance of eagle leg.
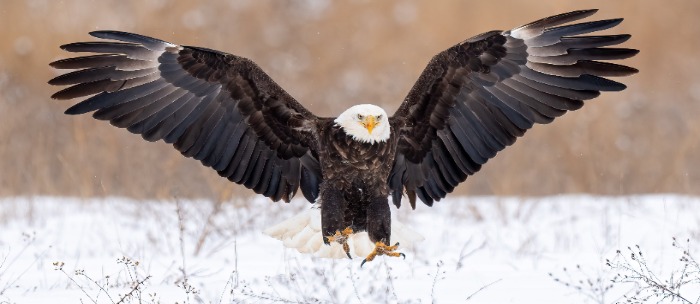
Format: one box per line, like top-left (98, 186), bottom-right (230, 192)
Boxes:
top-left (361, 241), bottom-right (406, 267)
top-left (325, 227), bottom-right (354, 259)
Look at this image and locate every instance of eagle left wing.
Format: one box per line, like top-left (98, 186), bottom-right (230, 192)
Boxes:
top-left (50, 31), bottom-right (322, 203)
top-left (388, 9), bottom-right (638, 208)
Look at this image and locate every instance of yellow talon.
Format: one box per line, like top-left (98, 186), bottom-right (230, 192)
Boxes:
top-left (361, 241), bottom-right (406, 267)
top-left (325, 227), bottom-right (354, 259)
top-left (326, 235), bottom-right (335, 243)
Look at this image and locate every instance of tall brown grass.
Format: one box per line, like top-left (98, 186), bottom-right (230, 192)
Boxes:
top-left (1, 0), bottom-right (698, 199)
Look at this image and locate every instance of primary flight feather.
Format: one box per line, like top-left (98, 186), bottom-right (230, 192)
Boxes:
top-left (50, 9), bottom-right (638, 263)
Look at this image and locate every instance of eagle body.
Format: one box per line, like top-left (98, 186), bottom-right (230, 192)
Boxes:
top-left (49, 10), bottom-right (638, 258)
top-left (315, 118), bottom-right (398, 244)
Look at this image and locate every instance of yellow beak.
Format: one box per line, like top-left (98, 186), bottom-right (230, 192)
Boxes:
top-left (363, 115), bottom-right (377, 134)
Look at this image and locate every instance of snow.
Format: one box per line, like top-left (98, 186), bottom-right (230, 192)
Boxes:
top-left (1, 195), bottom-right (699, 303)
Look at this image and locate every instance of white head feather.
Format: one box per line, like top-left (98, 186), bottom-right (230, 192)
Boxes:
top-left (334, 104), bottom-right (390, 144)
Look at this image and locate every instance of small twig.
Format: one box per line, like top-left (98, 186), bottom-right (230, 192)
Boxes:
top-left (381, 259), bottom-right (399, 303)
top-left (607, 240), bottom-right (699, 304)
top-left (549, 264), bottom-right (615, 304)
top-left (217, 270), bottom-right (236, 304)
top-left (0, 248), bottom-right (8, 270)
top-left (1, 233), bottom-right (49, 294)
top-left (53, 263), bottom-right (97, 304)
top-left (175, 198), bottom-right (188, 282)
top-left (115, 275), bottom-right (151, 304)
top-left (348, 263), bottom-right (365, 304)
top-left (465, 278), bottom-right (502, 301)
top-left (80, 271), bottom-right (116, 304)
top-left (174, 197), bottom-right (200, 304)
top-left (234, 237), bottom-right (239, 287)
top-left (238, 288), bottom-right (315, 304)
top-left (456, 237), bottom-right (486, 270)
top-left (194, 200), bottom-right (224, 256)
top-left (431, 260), bottom-right (444, 304)
top-left (265, 276), bottom-right (287, 301)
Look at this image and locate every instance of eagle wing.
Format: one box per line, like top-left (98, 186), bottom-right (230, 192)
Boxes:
top-left (388, 9), bottom-right (638, 208)
top-left (50, 31), bottom-right (322, 203)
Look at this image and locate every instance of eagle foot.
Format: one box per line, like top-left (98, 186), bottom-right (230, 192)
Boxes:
top-left (325, 227), bottom-right (354, 259)
top-left (361, 241), bottom-right (405, 267)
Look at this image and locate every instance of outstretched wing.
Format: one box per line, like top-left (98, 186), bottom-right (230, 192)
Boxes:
top-left (389, 10), bottom-right (638, 208)
top-left (50, 31), bottom-right (322, 203)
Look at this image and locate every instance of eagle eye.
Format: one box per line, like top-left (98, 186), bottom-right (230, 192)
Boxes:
top-left (357, 114), bottom-right (364, 120)
top-left (377, 114), bottom-right (383, 120)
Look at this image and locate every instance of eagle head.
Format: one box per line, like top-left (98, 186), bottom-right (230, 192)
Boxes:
top-left (334, 104), bottom-right (390, 144)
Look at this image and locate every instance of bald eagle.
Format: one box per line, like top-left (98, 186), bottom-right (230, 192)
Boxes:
top-left (49, 9), bottom-right (638, 264)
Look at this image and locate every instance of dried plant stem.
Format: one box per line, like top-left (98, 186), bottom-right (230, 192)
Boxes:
top-left (116, 275), bottom-right (152, 304)
top-left (466, 279), bottom-right (502, 301)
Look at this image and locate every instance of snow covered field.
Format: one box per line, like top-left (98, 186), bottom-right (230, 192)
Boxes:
top-left (1, 195), bottom-right (699, 303)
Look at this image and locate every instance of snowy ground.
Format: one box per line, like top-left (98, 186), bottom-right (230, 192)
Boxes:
top-left (1, 195), bottom-right (699, 303)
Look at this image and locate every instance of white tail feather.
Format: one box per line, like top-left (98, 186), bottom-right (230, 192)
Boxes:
top-left (263, 207), bottom-right (425, 259)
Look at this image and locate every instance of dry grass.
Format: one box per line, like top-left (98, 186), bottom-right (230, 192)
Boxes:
top-left (1, 0), bottom-right (699, 199)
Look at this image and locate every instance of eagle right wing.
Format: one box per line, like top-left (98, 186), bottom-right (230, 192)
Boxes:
top-left (50, 31), bottom-right (322, 203)
top-left (389, 10), bottom-right (638, 208)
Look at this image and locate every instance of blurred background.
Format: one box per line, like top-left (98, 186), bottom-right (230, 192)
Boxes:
top-left (0, 0), bottom-right (698, 201)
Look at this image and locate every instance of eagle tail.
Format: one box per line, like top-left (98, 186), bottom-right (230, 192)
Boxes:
top-left (263, 207), bottom-right (425, 259)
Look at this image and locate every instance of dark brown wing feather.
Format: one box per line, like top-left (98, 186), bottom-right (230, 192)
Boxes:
top-left (389, 9), bottom-right (638, 208)
top-left (50, 31), bottom-right (322, 203)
